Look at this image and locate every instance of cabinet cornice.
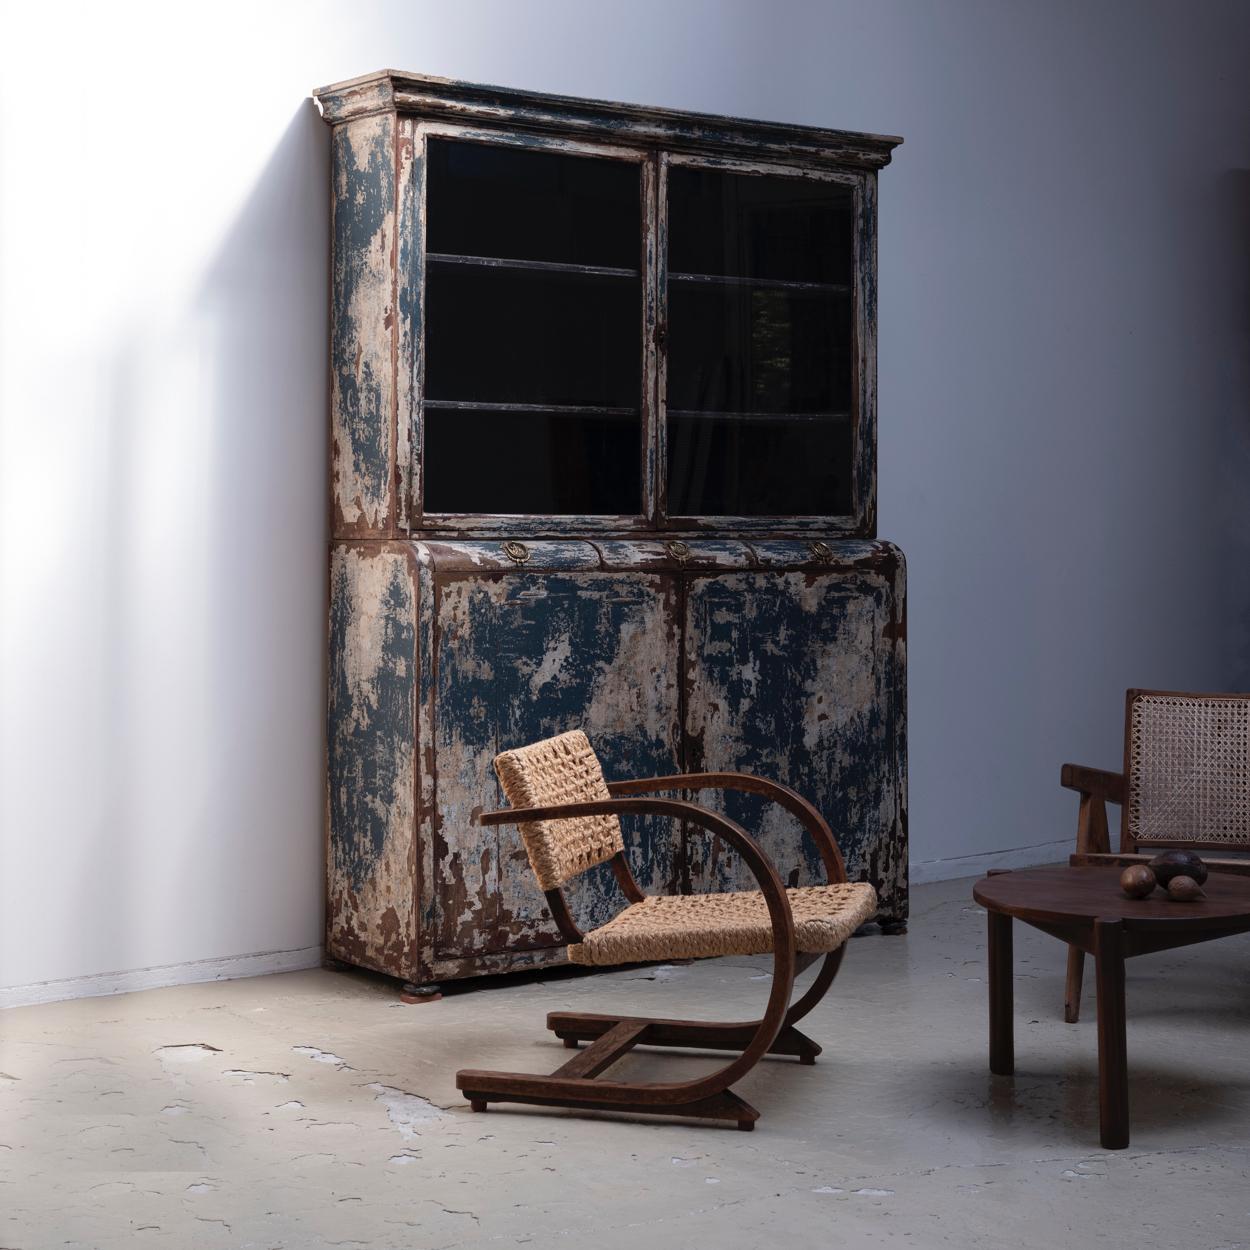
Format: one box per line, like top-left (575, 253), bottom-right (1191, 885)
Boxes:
top-left (314, 70), bottom-right (903, 171)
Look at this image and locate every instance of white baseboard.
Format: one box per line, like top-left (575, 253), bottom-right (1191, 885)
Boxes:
top-left (0, 944), bottom-right (324, 1011)
top-left (910, 838), bottom-right (1071, 885)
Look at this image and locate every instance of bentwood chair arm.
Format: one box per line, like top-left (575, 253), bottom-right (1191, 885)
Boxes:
top-left (1060, 764), bottom-right (1126, 805)
top-left (607, 772), bottom-right (848, 884)
top-left (477, 796), bottom-right (798, 957)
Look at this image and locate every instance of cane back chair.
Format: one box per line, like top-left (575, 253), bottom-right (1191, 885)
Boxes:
top-left (454, 730), bottom-right (878, 1129)
top-left (1061, 689), bottom-right (1250, 1022)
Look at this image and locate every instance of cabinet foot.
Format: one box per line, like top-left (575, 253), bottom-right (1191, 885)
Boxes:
top-left (400, 983), bottom-right (443, 1004)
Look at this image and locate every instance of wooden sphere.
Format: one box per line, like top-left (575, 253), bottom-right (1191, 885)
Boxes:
top-left (1167, 875), bottom-right (1205, 902)
top-left (1149, 849), bottom-right (1209, 887)
top-left (1119, 865), bottom-right (1157, 899)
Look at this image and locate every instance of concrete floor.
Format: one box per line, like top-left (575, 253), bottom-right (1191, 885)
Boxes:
top-left (3, 874), bottom-right (1250, 1250)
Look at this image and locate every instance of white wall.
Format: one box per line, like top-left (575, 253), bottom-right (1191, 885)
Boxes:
top-left (2, 1), bottom-right (1248, 1001)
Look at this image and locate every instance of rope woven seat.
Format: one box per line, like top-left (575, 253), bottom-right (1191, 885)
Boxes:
top-left (568, 882), bottom-right (877, 965)
top-left (456, 728), bottom-right (874, 1130)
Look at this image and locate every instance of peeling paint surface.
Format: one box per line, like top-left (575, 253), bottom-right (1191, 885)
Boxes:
top-left (432, 568), bottom-right (681, 958)
top-left (366, 1082), bottom-right (446, 1138)
top-left (395, 116), bottom-right (420, 532)
top-left (331, 114), bottom-right (396, 535)
top-left (327, 547), bottom-right (417, 976)
top-left (327, 538), bottom-right (905, 980)
top-left (684, 547), bottom-right (907, 922)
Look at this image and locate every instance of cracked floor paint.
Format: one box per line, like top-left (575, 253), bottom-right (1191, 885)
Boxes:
top-left (2, 875), bottom-right (1249, 1248)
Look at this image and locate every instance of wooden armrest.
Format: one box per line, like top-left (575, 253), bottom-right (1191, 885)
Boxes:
top-left (607, 772), bottom-right (847, 884)
top-left (1060, 764), bottom-right (1125, 805)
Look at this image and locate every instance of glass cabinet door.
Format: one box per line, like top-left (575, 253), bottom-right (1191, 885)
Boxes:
top-left (663, 162), bottom-right (857, 519)
top-left (422, 138), bottom-right (644, 517)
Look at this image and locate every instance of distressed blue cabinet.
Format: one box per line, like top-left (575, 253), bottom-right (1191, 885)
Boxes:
top-left (316, 72), bottom-right (905, 985)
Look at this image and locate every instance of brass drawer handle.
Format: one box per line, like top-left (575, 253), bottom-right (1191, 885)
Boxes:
top-left (501, 540), bottom-right (531, 565)
top-left (665, 540), bottom-right (691, 564)
top-left (808, 540), bottom-right (834, 563)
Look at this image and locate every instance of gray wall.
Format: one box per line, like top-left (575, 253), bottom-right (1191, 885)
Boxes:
top-left (2, 0), bottom-right (1248, 999)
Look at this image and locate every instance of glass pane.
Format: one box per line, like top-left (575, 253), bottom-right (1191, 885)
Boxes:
top-left (427, 138), bottom-right (640, 269)
top-left (665, 165), bottom-right (856, 517)
top-left (667, 166), bottom-right (853, 283)
top-left (667, 414), bottom-right (852, 516)
top-left (425, 262), bottom-right (639, 409)
top-left (424, 409), bottom-right (639, 515)
top-left (666, 283), bottom-right (851, 414)
top-left (423, 138), bottom-right (644, 516)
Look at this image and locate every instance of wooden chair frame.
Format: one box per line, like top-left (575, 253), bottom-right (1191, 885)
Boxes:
top-left (1061, 688), bottom-right (1250, 1022)
top-left (455, 772), bottom-right (852, 1130)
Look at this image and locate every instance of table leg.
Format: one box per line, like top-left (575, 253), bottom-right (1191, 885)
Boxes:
top-left (1093, 918), bottom-right (1129, 1149)
top-left (988, 910), bottom-right (1014, 1076)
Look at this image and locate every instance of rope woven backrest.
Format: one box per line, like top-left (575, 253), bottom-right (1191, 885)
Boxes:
top-left (494, 729), bottom-right (624, 891)
top-left (1127, 691), bottom-right (1250, 846)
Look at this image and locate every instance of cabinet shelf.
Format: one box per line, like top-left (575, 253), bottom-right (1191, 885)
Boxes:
top-left (427, 257), bottom-right (846, 292)
top-left (427, 252), bottom-right (638, 281)
top-left (424, 399), bottom-right (638, 417)
top-left (668, 271), bottom-right (850, 294)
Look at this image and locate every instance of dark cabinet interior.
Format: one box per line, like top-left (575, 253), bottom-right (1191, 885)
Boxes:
top-left (417, 134), bottom-right (864, 527)
top-left (425, 139), bottom-right (642, 268)
top-left (665, 166), bottom-right (856, 518)
top-left (423, 139), bottom-right (644, 518)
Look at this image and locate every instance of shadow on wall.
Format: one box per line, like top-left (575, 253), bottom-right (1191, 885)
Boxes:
top-left (196, 99), bottom-right (330, 945)
top-left (85, 102), bottom-right (332, 978)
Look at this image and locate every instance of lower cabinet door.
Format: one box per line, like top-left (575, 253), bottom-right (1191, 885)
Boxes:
top-left (683, 544), bottom-right (907, 922)
top-left (431, 561), bottom-right (682, 961)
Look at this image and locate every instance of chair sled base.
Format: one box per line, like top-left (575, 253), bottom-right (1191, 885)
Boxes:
top-left (461, 1081), bottom-right (761, 1130)
top-left (547, 1010), bottom-right (822, 1065)
top-left (455, 1003), bottom-right (829, 1129)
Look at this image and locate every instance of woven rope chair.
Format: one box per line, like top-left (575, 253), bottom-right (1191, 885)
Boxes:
top-left (1062, 689), bottom-right (1250, 1021)
top-left (455, 730), bottom-right (877, 1129)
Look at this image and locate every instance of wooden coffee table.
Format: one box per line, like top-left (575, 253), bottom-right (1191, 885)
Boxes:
top-left (973, 862), bottom-right (1250, 1148)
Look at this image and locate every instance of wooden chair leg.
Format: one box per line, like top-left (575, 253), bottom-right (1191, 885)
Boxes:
top-left (1064, 944), bottom-right (1085, 1023)
top-left (457, 1011), bottom-right (773, 1130)
top-left (546, 943), bottom-right (844, 1067)
top-left (457, 921), bottom-right (800, 1128)
top-left (457, 937), bottom-right (856, 1127)
top-left (546, 1011), bottom-right (823, 1063)
top-left (459, 1072), bottom-right (762, 1130)
top-left (1064, 786), bottom-right (1108, 1022)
